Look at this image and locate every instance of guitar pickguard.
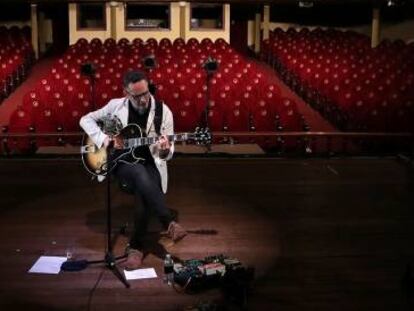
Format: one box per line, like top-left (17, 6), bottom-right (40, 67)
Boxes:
top-left (82, 123), bottom-right (146, 177)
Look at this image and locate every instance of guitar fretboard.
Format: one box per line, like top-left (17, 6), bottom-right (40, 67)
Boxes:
top-left (124, 133), bottom-right (191, 148)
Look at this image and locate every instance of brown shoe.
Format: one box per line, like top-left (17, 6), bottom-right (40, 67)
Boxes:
top-left (123, 248), bottom-right (144, 271)
top-left (167, 221), bottom-right (187, 242)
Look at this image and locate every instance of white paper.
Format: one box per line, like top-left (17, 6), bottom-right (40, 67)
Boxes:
top-left (28, 256), bottom-right (67, 274)
top-left (124, 268), bottom-right (158, 280)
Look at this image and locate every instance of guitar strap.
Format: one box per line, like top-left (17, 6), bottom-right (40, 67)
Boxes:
top-left (154, 100), bottom-right (163, 136)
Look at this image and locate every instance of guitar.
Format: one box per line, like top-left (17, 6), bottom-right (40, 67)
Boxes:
top-left (81, 122), bottom-right (211, 177)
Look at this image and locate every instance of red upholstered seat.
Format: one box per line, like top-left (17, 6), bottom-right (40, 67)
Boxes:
top-left (267, 27), bottom-right (414, 131)
top-left (207, 107), bottom-right (224, 132)
top-left (175, 106), bottom-right (199, 132)
top-left (225, 107), bottom-right (250, 132)
top-left (33, 108), bottom-right (60, 146)
top-left (7, 108), bottom-right (33, 152)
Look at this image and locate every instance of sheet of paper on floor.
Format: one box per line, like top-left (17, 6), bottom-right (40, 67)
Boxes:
top-left (28, 256), bottom-right (67, 274)
top-left (124, 268), bottom-right (158, 280)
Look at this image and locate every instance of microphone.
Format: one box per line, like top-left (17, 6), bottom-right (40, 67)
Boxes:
top-left (101, 114), bottom-right (121, 135)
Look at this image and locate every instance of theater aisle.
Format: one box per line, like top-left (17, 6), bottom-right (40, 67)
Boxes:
top-left (255, 60), bottom-right (337, 132)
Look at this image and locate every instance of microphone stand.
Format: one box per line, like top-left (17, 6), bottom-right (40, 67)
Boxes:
top-left (203, 71), bottom-right (214, 152)
top-left (202, 57), bottom-right (217, 151)
top-left (90, 72), bottom-right (96, 111)
top-left (83, 62), bottom-right (129, 287)
top-left (65, 144), bottom-right (130, 288)
top-left (80, 63), bottom-right (97, 111)
top-left (89, 145), bottom-right (130, 288)
top-left (66, 63), bottom-right (129, 287)
top-left (204, 71), bottom-right (212, 130)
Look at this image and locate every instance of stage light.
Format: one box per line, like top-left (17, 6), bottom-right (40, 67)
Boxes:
top-left (298, 1), bottom-right (314, 8)
top-left (202, 56), bottom-right (218, 74)
top-left (387, 0), bottom-right (406, 7)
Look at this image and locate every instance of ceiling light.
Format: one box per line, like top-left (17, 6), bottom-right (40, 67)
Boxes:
top-left (298, 1), bottom-right (314, 8)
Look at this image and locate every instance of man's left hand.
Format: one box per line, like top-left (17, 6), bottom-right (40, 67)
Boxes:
top-left (158, 135), bottom-right (171, 151)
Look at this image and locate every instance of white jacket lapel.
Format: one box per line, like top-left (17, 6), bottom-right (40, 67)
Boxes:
top-left (146, 96), bottom-right (156, 135)
top-left (118, 98), bottom-right (129, 127)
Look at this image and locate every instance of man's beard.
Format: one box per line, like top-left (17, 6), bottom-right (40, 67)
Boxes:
top-left (131, 100), bottom-right (148, 115)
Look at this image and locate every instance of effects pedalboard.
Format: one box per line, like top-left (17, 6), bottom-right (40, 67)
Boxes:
top-left (172, 254), bottom-right (254, 293)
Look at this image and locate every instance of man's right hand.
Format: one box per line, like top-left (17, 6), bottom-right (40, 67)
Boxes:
top-left (103, 136), bottom-right (124, 149)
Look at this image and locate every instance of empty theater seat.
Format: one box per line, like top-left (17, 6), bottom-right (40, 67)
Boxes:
top-left (265, 27), bottom-right (414, 132)
top-left (0, 26), bottom-right (34, 102)
top-left (8, 37), bottom-right (309, 151)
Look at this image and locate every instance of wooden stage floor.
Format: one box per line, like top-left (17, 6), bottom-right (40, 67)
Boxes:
top-left (0, 157), bottom-right (413, 311)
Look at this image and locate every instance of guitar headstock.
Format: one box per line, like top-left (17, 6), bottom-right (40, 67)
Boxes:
top-left (193, 127), bottom-right (212, 145)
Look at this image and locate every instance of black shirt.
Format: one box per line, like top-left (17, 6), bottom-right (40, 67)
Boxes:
top-left (127, 100), bottom-right (155, 165)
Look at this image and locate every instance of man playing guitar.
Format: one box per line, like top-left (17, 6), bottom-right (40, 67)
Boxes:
top-left (80, 70), bottom-right (187, 270)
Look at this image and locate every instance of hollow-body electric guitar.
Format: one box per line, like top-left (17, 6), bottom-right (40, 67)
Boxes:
top-left (81, 122), bottom-right (211, 177)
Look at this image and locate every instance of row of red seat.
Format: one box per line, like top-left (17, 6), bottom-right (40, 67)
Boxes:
top-left (71, 37), bottom-right (229, 50)
top-left (0, 26), bottom-right (34, 103)
top-left (262, 27), bottom-right (414, 132)
top-left (5, 37), bottom-right (309, 153)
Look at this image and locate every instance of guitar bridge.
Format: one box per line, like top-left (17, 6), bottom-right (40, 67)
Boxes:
top-left (80, 144), bottom-right (96, 154)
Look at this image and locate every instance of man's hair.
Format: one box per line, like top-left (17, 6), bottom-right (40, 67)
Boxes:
top-left (123, 70), bottom-right (148, 89)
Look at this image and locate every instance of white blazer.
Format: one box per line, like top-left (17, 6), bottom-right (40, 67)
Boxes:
top-left (79, 95), bottom-right (174, 193)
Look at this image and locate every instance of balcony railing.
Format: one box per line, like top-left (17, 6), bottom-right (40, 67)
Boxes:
top-left (0, 131), bottom-right (413, 157)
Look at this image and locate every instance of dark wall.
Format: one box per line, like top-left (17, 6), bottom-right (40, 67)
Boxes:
top-left (231, 4), bottom-right (258, 22)
top-left (42, 3), bottom-right (69, 54)
top-left (0, 3), bottom-right (30, 22)
top-left (269, 2), bottom-right (414, 27)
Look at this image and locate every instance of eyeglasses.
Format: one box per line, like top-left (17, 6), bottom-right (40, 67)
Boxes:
top-left (126, 89), bottom-right (150, 103)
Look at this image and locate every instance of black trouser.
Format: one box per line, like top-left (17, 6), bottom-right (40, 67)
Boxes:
top-left (114, 161), bottom-right (173, 250)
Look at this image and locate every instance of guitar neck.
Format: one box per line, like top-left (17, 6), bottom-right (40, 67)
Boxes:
top-left (125, 133), bottom-right (193, 148)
